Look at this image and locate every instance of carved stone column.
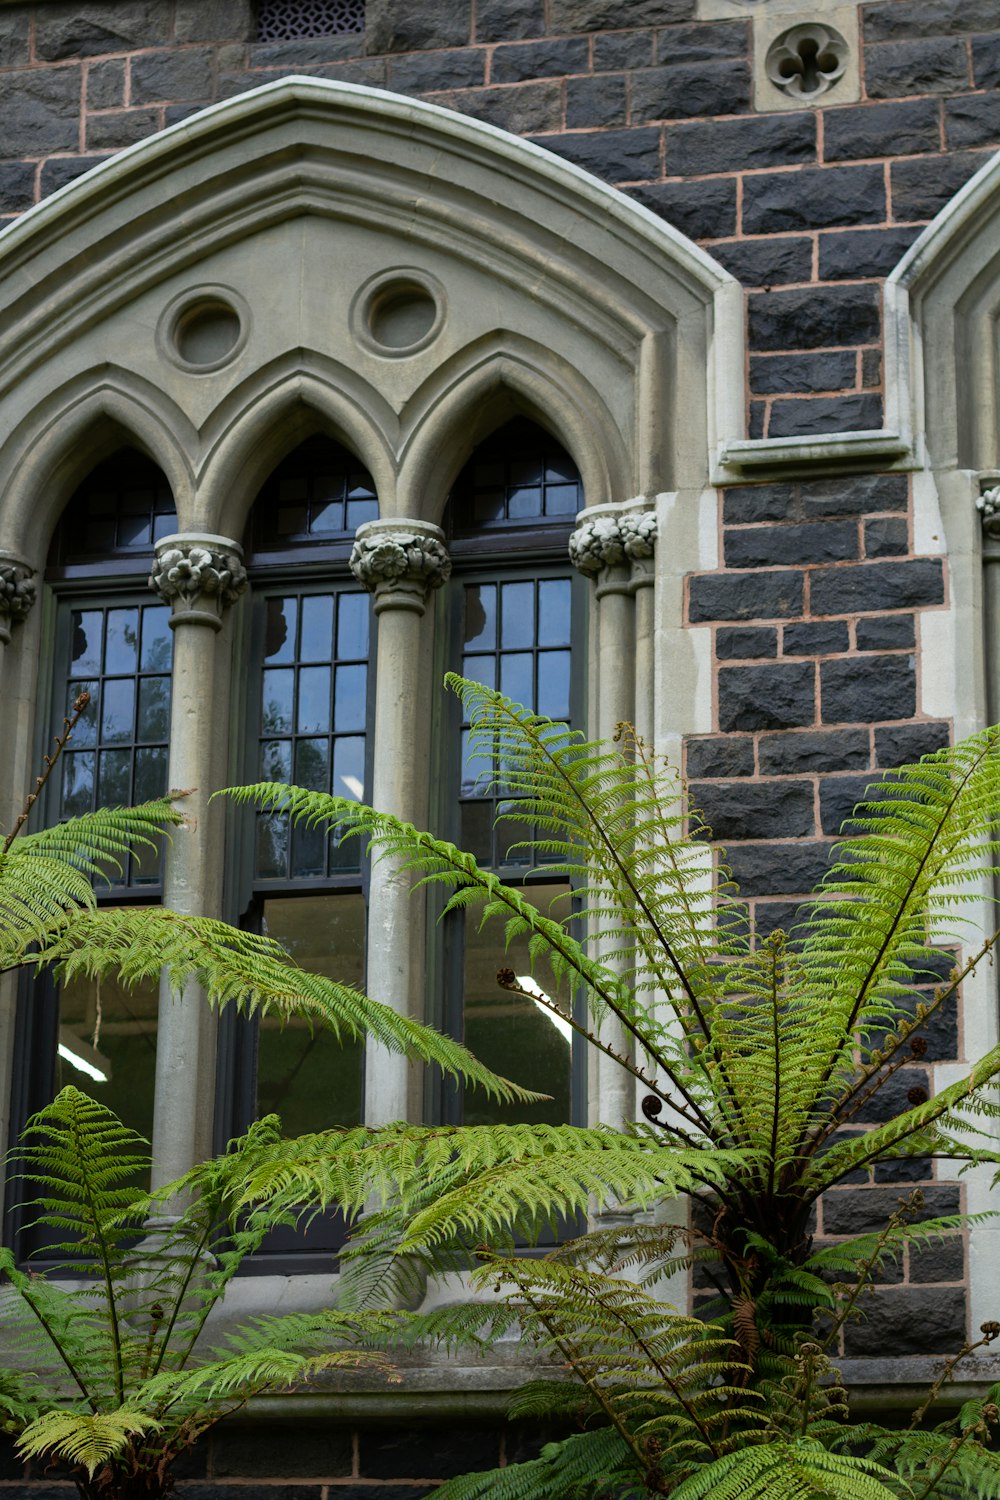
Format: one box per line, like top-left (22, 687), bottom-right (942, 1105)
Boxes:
top-left (0, 553), bottom-right (36, 1218)
top-left (350, 520), bottom-right (451, 1124)
top-left (148, 534), bottom-right (247, 1190)
top-left (570, 505), bottom-right (657, 1130)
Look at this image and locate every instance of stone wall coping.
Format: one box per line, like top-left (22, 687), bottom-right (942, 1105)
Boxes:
top-left (717, 428), bottom-right (915, 483)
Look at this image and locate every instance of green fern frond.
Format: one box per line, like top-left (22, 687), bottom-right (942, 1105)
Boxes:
top-left (669, 1441), bottom-right (904, 1500)
top-left (431, 1428), bottom-right (635, 1500)
top-left (16, 1408), bottom-right (163, 1478)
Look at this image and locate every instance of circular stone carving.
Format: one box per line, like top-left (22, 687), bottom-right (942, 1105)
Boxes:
top-left (766, 23), bottom-right (848, 100)
top-left (351, 269), bottom-right (445, 357)
top-left (158, 286), bottom-right (250, 373)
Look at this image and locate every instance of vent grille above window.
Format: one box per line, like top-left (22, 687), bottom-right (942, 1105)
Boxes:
top-left (256, 0), bottom-right (364, 40)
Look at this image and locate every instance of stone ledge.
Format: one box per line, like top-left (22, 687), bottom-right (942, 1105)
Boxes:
top-left (715, 429), bottom-right (915, 483)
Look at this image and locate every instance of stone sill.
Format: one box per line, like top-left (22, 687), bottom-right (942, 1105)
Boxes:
top-left (715, 430), bottom-right (916, 484)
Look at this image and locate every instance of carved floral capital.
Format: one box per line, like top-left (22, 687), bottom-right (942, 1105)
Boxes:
top-left (978, 486), bottom-right (1000, 542)
top-left (150, 534), bottom-right (247, 629)
top-left (350, 521), bottom-right (451, 613)
top-left (569, 508), bottom-right (657, 590)
top-left (0, 555), bottom-right (36, 644)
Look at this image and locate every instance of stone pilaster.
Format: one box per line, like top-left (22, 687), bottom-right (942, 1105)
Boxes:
top-left (351, 520), bottom-right (450, 1124)
top-left (147, 532), bottom-right (246, 1192)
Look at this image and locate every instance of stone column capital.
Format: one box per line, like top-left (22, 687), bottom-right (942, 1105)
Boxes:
top-left (978, 483), bottom-right (1000, 543)
top-left (0, 552), bottom-right (37, 644)
top-left (350, 518), bottom-right (451, 615)
top-left (568, 503), bottom-right (657, 595)
top-left (149, 533), bottom-right (247, 631)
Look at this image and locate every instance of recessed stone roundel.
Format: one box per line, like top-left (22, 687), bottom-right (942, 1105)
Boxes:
top-left (351, 269), bottom-right (445, 356)
top-left (158, 286), bottom-right (250, 372)
top-left (766, 22), bottom-right (848, 101)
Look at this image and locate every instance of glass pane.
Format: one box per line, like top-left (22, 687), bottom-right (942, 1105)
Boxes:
top-left (507, 484), bottom-right (542, 520)
top-left (460, 799), bottom-right (493, 865)
top-left (346, 496), bottom-right (378, 530)
top-left (104, 609), bottom-right (139, 675)
top-left (98, 749), bottom-right (131, 807)
top-left (544, 483), bottom-right (579, 516)
top-left (261, 669), bottom-right (294, 734)
top-left (264, 597), bottom-right (296, 664)
top-left (473, 489), bottom-right (504, 526)
top-left (100, 679), bottom-right (135, 744)
top-left (334, 665), bottom-right (366, 733)
top-left (70, 611), bottom-right (102, 675)
top-left (460, 728), bottom-right (490, 797)
top-left (61, 751), bottom-right (95, 818)
top-left (291, 823), bottom-right (327, 879)
top-left (299, 595), bottom-right (335, 663)
top-left (140, 607), bottom-right (172, 671)
top-left (137, 677), bottom-right (170, 743)
top-left (256, 812), bottom-right (289, 880)
top-left (462, 654), bottom-right (495, 691)
top-left (295, 737), bottom-right (330, 793)
top-left (58, 973), bottom-right (158, 1174)
top-left (537, 651), bottom-right (571, 721)
top-left (309, 501), bottom-right (343, 534)
top-left (462, 884), bottom-right (572, 1127)
top-left (500, 583), bottom-right (534, 650)
top-left (463, 585), bottom-right (495, 650)
top-left (333, 736), bottom-right (365, 802)
top-left (258, 895), bottom-right (365, 1133)
top-left (538, 580), bottom-right (571, 647)
top-left (510, 458), bottom-right (542, 486)
top-left (68, 683), bottom-right (97, 747)
top-left (500, 651), bottom-right (533, 708)
top-left (116, 513), bottom-right (151, 548)
top-left (261, 739), bottom-right (292, 783)
top-left (297, 667), bottom-right (331, 734)
top-left (337, 594), bottom-right (369, 660)
top-left (133, 746), bottom-right (168, 804)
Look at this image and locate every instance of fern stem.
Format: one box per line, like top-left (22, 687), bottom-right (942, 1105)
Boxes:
top-left (2, 692), bottom-right (90, 854)
top-left (70, 1107), bottom-right (126, 1406)
top-left (14, 1281), bottom-right (98, 1410)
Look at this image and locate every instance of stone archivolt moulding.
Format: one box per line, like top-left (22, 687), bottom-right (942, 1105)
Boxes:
top-left (350, 519), bottom-right (451, 614)
top-left (150, 534), bottom-right (248, 629)
top-left (0, 553), bottom-right (35, 643)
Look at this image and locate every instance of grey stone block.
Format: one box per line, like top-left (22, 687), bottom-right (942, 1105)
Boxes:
top-left (492, 37), bottom-right (589, 82)
top-left (594, 30), bottom-right (654, 70)
top-left (476, 0), bottom-right (545, 42)
top-left (811, 559), bottom-right (944, 615)
top-left (864, 517), bottom-right (909, 557)
top-left (388, 48), bottom-right (486, 93)
top-left (944, 93), bottom-right (1000, 149)
top-left (688, 568), bottom-right (804, 622)
top-left (800, 473), bottom-right (909, 516)
top-left (654, 19), bottom-right (748, 64)
top-left (666, 110), bottom-right (814, 176)
top-left (40, 153), bottom-right (106, 197)
top-left (685, 735), bottom-right (755, 778)
top-left (549, 0), bottom-right (695, 31)
top-left (856, 613), bottom-right (915, 650)
top-left (864, 37), bottom-right (969, 97)
top-left (250, 35), bottom-right (363, 66)
top-left (768, 395), bottom-right (884, 438)
top-left (750, 352), bottom-right (858, 397)
top-left (874, 721), bottom-right (950, 766)
top-left (530, 127), bottom-right (662, 182)
top-left (87, 57), bottom-right (125, 108)
top-left (628, 177), bottom-right (736, 237)
top-left (727, 839), bottom-right (832, 896)
top-left (86, 108), bottom-right (161, 150)
top-left (891, 151), bottom-right (992, 220)
top-left (3, 67), bottom-right (82, 156)
top-left (712, 236), bottom-right (813, 288)
top-left (447, 82), bottom-right (562, 134)
top-left (130, 48), bottom-right (215, 104)
top-left (361, 1424), bottom-right (502, 1480)
top-left (743, 164), bottom-right (885, 234)
top-left (35, 2), bottom-right (170, 60)
top-left (819, 771), bottom-right (878, 833)
top-left (909, 1237), bottom-right (964, 1283)
top-left (566, 74), bottom-right (628, 129)
top-left (0, 9), bottom-right (30, 67)
top-left (0, 160), bottom-right (36, 214)
top-left (862, 348), bottom-right (882, 386)
top-left (716, 626), bottom-right (778, 659)
top-left (723, 484), bottom-right (795, 524)
top-left (843, 1286), bottom-right (966, 1356)
top-left (825, 1184), bottom-right (958, 1236)
top-left (824, 98), bottom-right (940, 160)
top-left (821, 653), bottom-right (916, 724)
top-left (725, 521), bottom-right (858, 569)
top-left (693, 778), bottom-right (815, 840)
top-left (862, 0), bottom-right (1000, 40)
top-left (175, 0), bottom-right (253, 42)
top-left (632, 60), bottom-right (751, 120)
top-left (818, 226), bottom-right (923, 280)
top-left (748, 286), bottom-right (881, 352)
top-left (759, 728), bottom-right (871, 775)
top-left (366, 0), bottom-right (472, 52)
top-left (210, 1424), bottom-right (352, 1479)
top-left (973, 32), bottom-right (1000, 89)
top-left (784, 621), bottom-right (851, 657)
top-left (749, 401), bottom-right (766, 439)
top-left (718, 662), bottom-right (816, 731)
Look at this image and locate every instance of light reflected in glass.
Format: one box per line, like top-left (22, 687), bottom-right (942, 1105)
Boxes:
top-left (463, 584), bottom-right (495, 651)
top-left (59, 972), bottom-right (158, 1176)
top-left (104, 609), bottom-right (139, 675)
top-left (264, 597), bottom-right (297, 664)
top-left (299, 595), bottom-right (334, 663)
top-left (500, 582), bottom-right (534, 650)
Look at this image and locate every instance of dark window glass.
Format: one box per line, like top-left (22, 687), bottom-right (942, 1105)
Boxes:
top-left (48, 452), bottom-right (177, 568)
top-left (253, 588), bottom-right (369, 882)
top-left (249, 437), bottom-right (378, 556)
top-left (447, 419), bottom-right (583, 539)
